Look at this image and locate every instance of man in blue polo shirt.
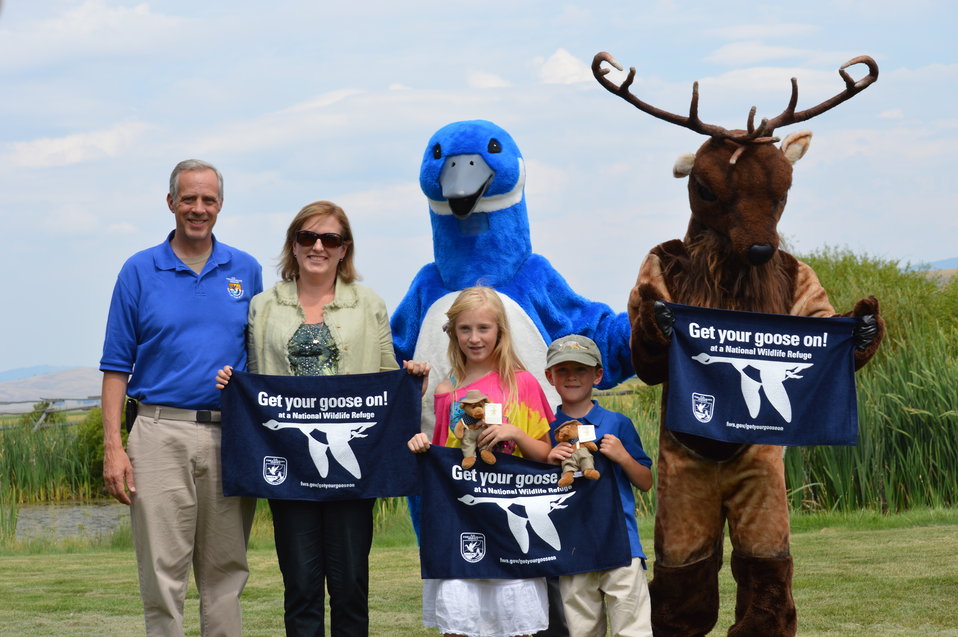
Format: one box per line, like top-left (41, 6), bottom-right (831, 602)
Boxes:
top-left (100, 159), bottom-right (262, 637)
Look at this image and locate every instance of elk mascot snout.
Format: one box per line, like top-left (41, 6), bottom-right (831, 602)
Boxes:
top-left (593, 53), bottom-right (885, 636)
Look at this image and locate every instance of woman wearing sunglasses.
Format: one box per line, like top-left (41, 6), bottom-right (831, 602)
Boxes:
top-left (218, 200), bottom-right (427, 636)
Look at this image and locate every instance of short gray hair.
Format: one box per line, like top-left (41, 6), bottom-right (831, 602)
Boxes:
top-left (169, 159), bottom-right (224, 201)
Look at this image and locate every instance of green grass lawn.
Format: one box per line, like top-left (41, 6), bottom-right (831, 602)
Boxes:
top-left (1, 508), bottom-right (956, 636)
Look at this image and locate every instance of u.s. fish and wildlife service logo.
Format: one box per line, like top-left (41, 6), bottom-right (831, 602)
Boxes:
top-left (263, 456), bottom-right (288, 485)
top-left (460, 532), bottom-right (486, 563)
top-left (226, 277), bottom-right (245, 299)
top-left (692, 393), bottom-right (715, 423)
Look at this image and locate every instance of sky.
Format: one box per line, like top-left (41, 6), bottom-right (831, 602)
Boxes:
top-left (0, 0), bottom-right (955, 372)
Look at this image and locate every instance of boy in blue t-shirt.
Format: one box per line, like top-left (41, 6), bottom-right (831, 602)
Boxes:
top-left (545, 334), bottom-right (653, 637)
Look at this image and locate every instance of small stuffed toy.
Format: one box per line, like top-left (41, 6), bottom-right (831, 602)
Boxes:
top-left (453, 389), bottom-right (496, 469)
top-left (553, 420), bottom-right (600, 487)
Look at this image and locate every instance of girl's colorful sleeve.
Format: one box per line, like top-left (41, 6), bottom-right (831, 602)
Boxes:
top-left (506, 371), bottom-right (554, 446)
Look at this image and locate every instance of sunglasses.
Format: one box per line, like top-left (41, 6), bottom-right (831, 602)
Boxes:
top-left (295, 231), bottom-right (346, 248)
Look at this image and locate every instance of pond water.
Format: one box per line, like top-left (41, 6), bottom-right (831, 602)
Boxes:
top-left (14, 501), bottom-right (129, 542)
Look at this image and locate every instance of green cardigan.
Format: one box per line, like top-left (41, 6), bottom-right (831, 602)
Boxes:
top-left (247, 278), bottom-right (399, 376)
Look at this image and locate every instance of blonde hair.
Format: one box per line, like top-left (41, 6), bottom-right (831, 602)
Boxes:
top-left (445, 286), bottom-right (525, 409)
top-left (277, 201), bottom-right (359, 283)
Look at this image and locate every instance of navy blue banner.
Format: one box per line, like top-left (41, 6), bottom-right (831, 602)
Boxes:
top-left (665, 303), bottom-right (859, 446)
top-left (418, 446), bottom-right (631, 579)
top-left (221, 369), bottom-right (422, 500)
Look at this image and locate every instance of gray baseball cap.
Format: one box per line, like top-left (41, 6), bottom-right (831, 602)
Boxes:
top-left (546, 335), bottom-right (602, 368)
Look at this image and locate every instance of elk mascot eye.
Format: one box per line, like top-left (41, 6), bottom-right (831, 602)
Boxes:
top-left (432, 143), bottom-right (442, 159)
top-left (487, 138), bottom-right (502, 153)
top-left (695, 178), bottom-right (717, 202)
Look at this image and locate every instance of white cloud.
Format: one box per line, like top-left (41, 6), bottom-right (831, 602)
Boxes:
top-left (878, 108), bottom-right (904, 119)
top-left (4, 121), bottom-right (152, 168)
top-left (0, 0), bottom-right (183, 69)
top-left (42, 205), bottom-right (99, 233)
top-left (709, 23), bottom-right (819, 40)
top-left (280, 90), bottom-right (367, 114)
top-left (467, 72), bottom-right (511, 89)
top-left (705, 41), bottom-right (808, 66)
top-left (106, 222), bottom-right (139, 235)
top-left (536, 49), bottom-right (593, 85)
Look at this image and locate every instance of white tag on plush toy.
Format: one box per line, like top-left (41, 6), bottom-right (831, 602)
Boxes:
top-left (484, 403), bottom-right (503, 425)
top-left (577, 424), bottom-right (596, 443)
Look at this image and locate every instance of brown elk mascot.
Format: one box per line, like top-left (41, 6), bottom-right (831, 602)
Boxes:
top-left (593, 53), bottom-right (885, 636)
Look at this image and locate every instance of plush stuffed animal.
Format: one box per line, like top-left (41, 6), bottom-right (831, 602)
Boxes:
top-left (553, 420), bottom-right (600, 487)
top-left (593, 53), bottom-right (885, 637)
top-left (453, 389), bottom-right (496, 469)
top-left (390, 120), bottom-right (633, 436)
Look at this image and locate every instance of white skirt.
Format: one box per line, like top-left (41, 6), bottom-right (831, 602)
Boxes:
top-left (422, 578), bottom-right (548, 637)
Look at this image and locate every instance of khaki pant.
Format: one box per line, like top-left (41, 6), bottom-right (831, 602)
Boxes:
top-left (559, 558), bottom-right (652, 637)
top-left (127, 413), bottom-right (255, 637)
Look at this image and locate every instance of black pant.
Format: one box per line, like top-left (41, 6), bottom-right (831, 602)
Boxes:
top-left (269, 498), bottom-right (375, 637)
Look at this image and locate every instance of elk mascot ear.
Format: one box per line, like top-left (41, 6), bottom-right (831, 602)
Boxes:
top-left (781, 130), bottom-right (813, 165)
top-left (673, 153), bottom-right (695, 178)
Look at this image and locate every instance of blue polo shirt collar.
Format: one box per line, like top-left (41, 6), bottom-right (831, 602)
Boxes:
top-left (153, 231), bottom-right (232, 274)
top-left (554, 400), bottom-right (601, 426)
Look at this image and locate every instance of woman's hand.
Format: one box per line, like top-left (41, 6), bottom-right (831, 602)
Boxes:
top-left (402, 360), bottom-right (431, 396)
top-left (547, 441), bottom-right (574, 465)
top-left (215, 365), bottom-right (233, 390)
top-left (407, 432), bottom-right (431, 453)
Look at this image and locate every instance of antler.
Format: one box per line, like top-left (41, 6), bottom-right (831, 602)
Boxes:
top-left (592, 52), bottom-right (879, 143)
top-left (762, 55), bottom-right (879, 133)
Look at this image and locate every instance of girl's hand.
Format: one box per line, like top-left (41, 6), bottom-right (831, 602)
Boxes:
top-left (598, 434), bottom-right (629, 464)
top-left (547, 442), bottom-right (574, 465)
top-left (408, 432), bottom-right (431, 453)
top-left (402, 360), bottom-right (431, 396)
top-left (215, 365), bottom-right (233, 390)
top-left (477, 422), bottom-right (522, 450)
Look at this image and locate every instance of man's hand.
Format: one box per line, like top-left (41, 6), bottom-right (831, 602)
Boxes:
top-left (103, 445), bottom-right (136, 505)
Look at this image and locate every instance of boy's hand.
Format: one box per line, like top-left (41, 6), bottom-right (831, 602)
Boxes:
top-left (598, 434), bottom-right (630, 465)
top-left (547, 442), bottom-right (574, 465)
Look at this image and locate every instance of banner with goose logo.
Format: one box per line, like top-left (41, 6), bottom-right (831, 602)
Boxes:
top-left (221, 369), bottom-right (422, 500)
top-left (665, 302), bottom-right (859, 446)
top-left (418, 446), bottom-right (631, 579)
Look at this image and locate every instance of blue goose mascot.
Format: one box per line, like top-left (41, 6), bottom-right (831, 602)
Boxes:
top-left (391, 119), bottom-right (633, 436)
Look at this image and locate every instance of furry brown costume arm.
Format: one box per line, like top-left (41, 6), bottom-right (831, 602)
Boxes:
top-left (843, 296), bottom-right (884, 370)
top-left (628, 244), bottom-right (678, 385)
top-left (789, 258), bottom-right (884, 369)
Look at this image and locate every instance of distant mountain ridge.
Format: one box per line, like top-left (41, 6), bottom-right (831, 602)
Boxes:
top-left (929, 257), bottom-right (958, 270)
top-left (0, 365), bottom-right (77, 382)
top-left (0, 367), bottom-right (101, 407)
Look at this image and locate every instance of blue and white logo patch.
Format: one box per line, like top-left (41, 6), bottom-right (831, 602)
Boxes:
top-left (263, 456), bottom-right (287, 485)
top-left (460, 532), bottom-right (486, 563)
top-left (227, 277), bottom-right (244, 299)
top-left (692, 393), bottom-right (715, 423)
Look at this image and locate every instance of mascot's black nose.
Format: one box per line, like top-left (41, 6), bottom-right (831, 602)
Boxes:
top-left (748, 244), bottom-right (775, 266)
